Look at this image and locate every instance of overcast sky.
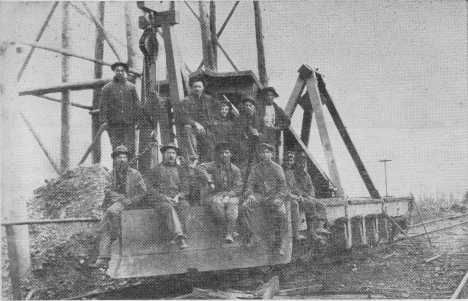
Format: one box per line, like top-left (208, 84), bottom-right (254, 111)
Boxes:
top-left (1, 1), bottom-right (467, 200)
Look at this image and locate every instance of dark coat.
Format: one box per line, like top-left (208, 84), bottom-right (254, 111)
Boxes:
top-left (99, 78), bottom-right (141, 126)
top-left (245, 160), bottom-right (288, 201)
top-left (102, 167), bottom-right (147, 210)
top-left (147, 162), bottom-right (190, 203)
top-left (196, 161), bottom-right (242, 197)
top-left (176, 93), bottom-right (219, 128)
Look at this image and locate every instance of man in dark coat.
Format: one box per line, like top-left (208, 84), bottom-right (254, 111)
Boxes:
top-left (232, 97), bottom-right (264, 173)
top-left (176, 77), bottom-right (218, 163)
top-left (196, 142), bottom-right (242, 243)
top-left (90, 145), bottom-right (147, 269)
top-left (99, 62), bottom-right (141, 156)
top-left (257, 87), bottom-right (291, 149)
top-left (147, 143), bottom-right (190, 249)
top-left (240, 143), bottom-right (288, 255)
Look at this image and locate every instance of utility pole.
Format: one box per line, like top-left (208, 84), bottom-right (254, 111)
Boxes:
top-left (253, 1), bottom-right (268, 87)
top-left (61, 1), bottom-right (71, 172)
top-left (379, 159), bottom-right (392, 197)
top-left (91, 1), bottom-right (104, 164)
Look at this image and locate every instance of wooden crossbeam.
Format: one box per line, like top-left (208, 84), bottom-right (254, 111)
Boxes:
top-left (19, 78), bottom-right (112, 96)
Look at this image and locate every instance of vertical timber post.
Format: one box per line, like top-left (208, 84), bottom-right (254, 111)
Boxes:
top-left (253, 1), bottom-right (268, 87)
top-left (91, 1), bottom-right (104, 164)
top-left (209, 1), bottom-right (217, 67)
top-left (61, 1), bottom-right (71, 172)
top-left (199, 1), bottom-right (216, 70)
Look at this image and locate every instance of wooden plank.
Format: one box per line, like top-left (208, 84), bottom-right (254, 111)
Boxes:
top-left (198, 1), bottom-right (216, 70)
top-left (19, 78), bottom-right (112, 95)
top-left (300, 108), bottom-right (313, 146)
top-left (305, 73), bottom-right (343, 197)
top-left (278, 285), bottom-right (323, 296)
top-left (317, 74), bottom-right (380, 199)
top-left (210, 1), bottom-right (217, 67)
top-left (360, 216), bottom-right (367, 245)
top-left (284, 76), bottom-right (305, 116)
top-left (35, 95), bottom-right (92, 110)
top-left (450, 269), bottom-right (468, 299)
top-left (91, 1), bottom-right (104, 164)
top-left (61, 1), bottom-right (71, 173)
top-left (253, 1), bottom-right (268, 86)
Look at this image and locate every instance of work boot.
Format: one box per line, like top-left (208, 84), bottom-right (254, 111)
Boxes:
top-left (89, 258), bottom-right (109, 269)
top-left (177, 236), bottom-right (188, 250)
top-left (225, 233), bottom-right (234, 244)
top-left (315, 220), bottom-right (331, 235)
top-left (245, 233), bottom-right (261, 248)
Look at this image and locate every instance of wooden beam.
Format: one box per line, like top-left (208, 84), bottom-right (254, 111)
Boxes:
top-left (209, 1), bottom-right (217, 67)
top-left (19, 78), bottom-right (112, 96)
top-left (253, 1), bottom-right (268, 86)
top-left (20, 112), bottom-right (60, 174)
top-left (305, 69), bottom-right (344, 196)
top-left (198, 1), bottom-right (216, 70)
top-left (81, 2), bottom-right (122, 61)
top-left (284, 76), bottom-right (306, 116)
top-left (17, 2), bottom-right (59, 82)
top-left (196, 1), bottom-right (240, 70)
top-left (317, 73), bottom-right (380, 199)
top-left (35, 94), bottom-right (92, 110)
top-left (5, 225), bottom-right (22, 300)
top-left (78, 123), bottom-right (107, 165)
top-left (91, 1), bottom-right (104, 164)
top-left (13, 40), bottom-right (141, 76)
top-left (184, 1), bottom-right (239, 71)
top-left (61, 1), bottom-right (71, 173)
top-left (301, 108), bottom-right (313, 146)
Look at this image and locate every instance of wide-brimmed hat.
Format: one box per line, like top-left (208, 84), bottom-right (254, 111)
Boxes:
top-left (160, 142), bottom-right (180, 155)
top-left (257, 143), bottom-right (275, 152)
top-left (259, 87), bottom-right (279, 98)
top-left (214, 141), bottom-right (232, 154)
top-left (241, 97), bottom-right (257, 106)
top-left (111, 145), bottom-right (131, 158)
top-left (111, 62), bottom-right (129, 72)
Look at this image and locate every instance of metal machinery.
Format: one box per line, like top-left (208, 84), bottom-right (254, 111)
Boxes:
top-left (106, 2), bottom-right (412, 278)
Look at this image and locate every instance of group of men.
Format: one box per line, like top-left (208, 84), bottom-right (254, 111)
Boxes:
top-left (91, 62), bottom-right (329, 269)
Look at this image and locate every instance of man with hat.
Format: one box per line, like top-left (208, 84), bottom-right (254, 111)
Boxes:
top-left (176, 77), bottom-right (219, 163)
top-left (196, 141), bottom-right (242, 243)
top-left (232, 97), bottom-right (264, 172)
top-left (257, 87), bottom-right (291, 151)
top-left (294, 151), bottom-right (330, 243)
top-left (90, 145), bottom-right (147, 269)
top-left (100, 62), bottom-right (141, 156)
top-left (240, 142), bottom-right (288, 255)
top-left (147, 142), bottom-right (190, 249)
top-left (282, 151), bottom-right (307, 241)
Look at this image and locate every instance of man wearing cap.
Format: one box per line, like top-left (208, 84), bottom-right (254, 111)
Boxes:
top-left (294, 152), bottom-right (330, 243)
top-left (196, 142), bottom-right (242, 243)
top-left (257, 87), bottom-right (291, 149)
top-left (232, 97), bottom-right (264, 171)
top-left (240, 143), bottom-right (288, 255)
top-left (176, 77), bottom-right (218, 163)
top-left (99, 62), bottom-right (141, 156)
top-left (147, 143), bottom-right (190, 249)
top-left (90, 145), bottom-right (147, 269)
top-left (282, 151), bottom-right (307, 241)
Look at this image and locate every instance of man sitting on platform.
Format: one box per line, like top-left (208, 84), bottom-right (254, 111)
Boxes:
top-left (147, 143), bottom-right (190, 249)
top-left (196, 141), bottom-right (242, 243)
top-left (240, 143), bottom-right (288, 255)
top-left (294, 152), bottom-right (330, 243)
top-left (90, 145), bottom-right (147, 269)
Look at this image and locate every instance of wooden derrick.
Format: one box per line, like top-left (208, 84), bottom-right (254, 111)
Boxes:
top-left (61, 1), bottom-right (71, 172)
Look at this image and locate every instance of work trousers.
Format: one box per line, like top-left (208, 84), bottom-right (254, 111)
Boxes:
top-left (179, 125), bottom-right (214, 163)
top-left (107, 124), bottom-right (136, 155)
top-left (208, 194), bottom-right (239, 230)
top-left (301, 197), bottom-right (327, 221)
top-left (154, 200), bottom-right (190, 239)
top-left (287, 195), bottom-right (301, 238)
top-left (97, 202), bottom-right (124, 259)
top-left (240, 194), bottom-right (287, 248)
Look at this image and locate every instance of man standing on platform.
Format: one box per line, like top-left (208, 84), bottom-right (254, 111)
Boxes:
top-left (196, 142), bottom-right (242, 243)
top-left (240, 143), bottom-right (288, 255)
top-left (176, 77), bottom-right (218, 163)
top-left (147, 143), bottom-right (190, 249)
top-left (90, 145), bottom-right (147, 269)
top-left (99, 62), bottom-right (141, 156)
top-left (257, 87), bottom-right (291, 149)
